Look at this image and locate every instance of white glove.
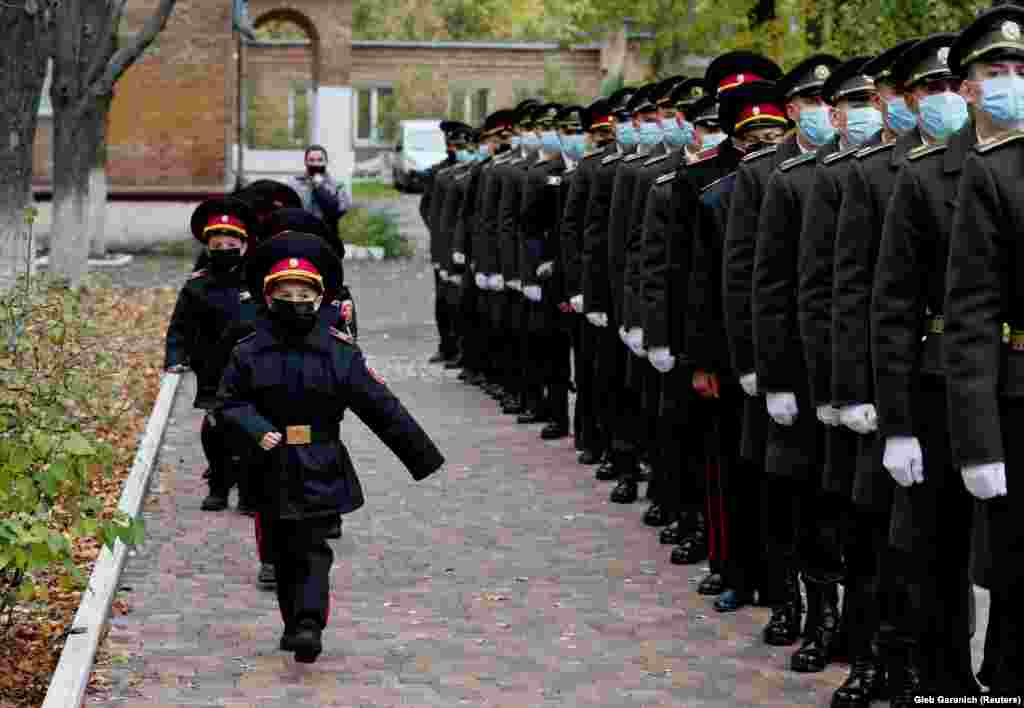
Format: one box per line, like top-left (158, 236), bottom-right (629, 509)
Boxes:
top-left (570, 294), bottom-right (583, 313)
top-left (475, 273), bottom-right (488, 290)
top-left (618, 326), bottom-right (629, 344)
top-left (739, 372), bottom-right (758, 397)
top-left (536, 261), bottom-right (554, 279)
top-left (165, 364), bottom-right (189, 373)
top-left (626, 328), bottom-right (645, 356)
top-left (962, 462), bottom-right (1007, 500)
top-left (649, 347), bottom-right (675, 373)
top-left (487, 274), bottom-right (504, 291)
top-left (450, 274), bottom-right (462, 286)
top-left (816, 404), bottom-right (841, 427)
top-left (439, 269), bottom-right (448, 280)
top-left (883, 436), bottom-right (925, 487)
top-left (524, 285), bottom-right (542, 302)
top-left (507, 279), bottom-right (522, 292)
top-left (839, 403), bottom-right (878, 435)
top-left (452, 251), bottom-right (466, 265)
top-left (432, 262), bottom-right (441, 271)
top-left (766, 392), bottom-right (799, 426)
top-left (312, 173), bottom-right (325, 186)
top-left (586, 312), bottom-right (608, 327)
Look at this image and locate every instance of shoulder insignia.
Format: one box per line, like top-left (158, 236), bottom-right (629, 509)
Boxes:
top-left (856, 142), bottom-right (896, 159)
top-left (454, 170), bottom-right (472, 181)
top-left (601, 153), bottom-right (623, 165)
top-left (237, 331), bottom-right (257, 344)
top-left (907, 143), bottom-right (947, 161)
top-left (778, 151), bottom-right (817, 172)
top-left (188, 268), bottom-right (208, 280)
top-left (546, 176), bottom-right (563, 186)
top-left (642, 152), bottom-right (671, 167)
top-left (823, 145), bottom-right (861, 165)
top-left (623, 152), bottom-right (647, 163)
top-left (330, 299), bottom-right (342, 307)
top-left (239, 290), bottom-right (252, 302)
top-left (654, 171), bottom-right (676, 185)
top-left (329, 326), bottom-right (354, 345)
top-left (581, 148), bottom-right (604, 160)
top-left (700, 172), bottom-right (736, 195)
top-left (742, 145), bottom-right (778, 163)
top-left (696, 146), bottom-right (719, 161)
top-left (366, 365), bottom-right (385, 384)
top-left (976, 130), bottom-right (1024, 154)
top-left (564, 165), bottom-right (578, 175)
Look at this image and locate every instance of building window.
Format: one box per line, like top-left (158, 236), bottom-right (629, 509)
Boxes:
top-left (39, 60), bottom-right (53, 117)
top-left (354, 85), bottom-right (396, 146)
top-left (448, 89), bottom-right (467, 122)
top-left (471, 88), bottom-right (490, 125)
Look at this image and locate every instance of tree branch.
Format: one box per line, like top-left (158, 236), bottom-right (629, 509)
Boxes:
top-left (82, 0), bottom-right (129, 92)
top-left (89, 0), bottom-right (176, 99)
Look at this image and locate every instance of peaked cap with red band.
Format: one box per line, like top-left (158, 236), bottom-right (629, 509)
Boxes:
top-left (718, 80), bottom-right (790, 136)
top-left (481, 109), bottom-right (517, 138)
top-left (583, 98), bottom-right (614, 132)
top-left (246, 230), bottom-right (341, 300)
top-left (189, 197), bottom-right (257, 244)
top-left (704, 51), bottom-right (783, 98)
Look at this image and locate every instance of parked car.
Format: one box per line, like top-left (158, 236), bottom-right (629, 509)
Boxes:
top-left (392, 119), bottom-right (448, 192)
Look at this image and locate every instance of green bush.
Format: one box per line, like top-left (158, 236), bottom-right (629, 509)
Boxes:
top-left (0, 211), bottom-right (143, 630)
top-left (337, 207), bottom-right (413, 258)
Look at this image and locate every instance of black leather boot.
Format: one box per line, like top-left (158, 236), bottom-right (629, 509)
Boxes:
top-left (830, 656), bottom-right (886, 708)
top-left (201, 487), bottom-right (229, 511)
top-left (577, 448), bottom-right (603, 465)
top-left (643, 503), bottom-right (669, 527)
top-left (659, 519), bottom-right (685, 544)
top-left (292, 618), bottom-right (323, 663)
top-left (540, 421), bottom-right (568, 439)
top-left (697, 572), bottom-right (724, 595)
top-left (763, 572), bottom-right (803, 646)
top-left (791, 580), bottom-right (840, 672)
top-left (610, 479), bottom-right (638, 503)
top-left (886, 641), bottom-right (924, 708)
top-left (595, 457), bottom-right (617, 480)
top-left (670, 514), bottom-right (707, 564)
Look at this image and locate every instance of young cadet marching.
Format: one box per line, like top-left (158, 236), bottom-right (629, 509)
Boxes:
top-left (878, 10), bottom-right (1024, 698)
top-left (945, 10), bottom-right (1024, 699)
top-left (582, 86), bottom-right (647, 501)
top-left (431, 123), bottom-right (478, 373)
top-left (559, 98), bottom-right (616, 468)
top-left (687, 78), bottom-right (791, 615)
top-left (827, 38), bottom-right (923, 707)
top-left (607, 82), bottom-right (675, 506)
top-left (635, 78), bottom-right (710, 549)
top-left (517, 102), bottom-right (573, 438)
top-left (165, 198), bottom-right (261, 513)
top-left (422, 122), bottom-right (459, 365)
top-left (753, 53), bottom-right (849, 674)
top-left (218, 231), bottom-right (444, 664)
top-left (620, 76), bottom-right (695, 530)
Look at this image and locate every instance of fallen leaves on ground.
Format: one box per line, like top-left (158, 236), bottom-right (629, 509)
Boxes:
top-left (0, 286), bottom-right (176, 708)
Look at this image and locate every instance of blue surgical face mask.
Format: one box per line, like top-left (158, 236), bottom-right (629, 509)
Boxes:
top-left (615, 122), bottom-right (638, 148)
top-left (701, 132), bottom-right (727, 150)
top-left (886, 96), bottom-right (917, 133)
top-left (637, 121), bottom-right (664, 146)
top-left (478, 143), bottom-right (491, 157)
top-left (798, 105), bottom-right (836, 146)
top-left (663, 119), bottom-right (695, 147)
top-left (844, 106), bottom-right (883, 146)
top-left (509, 135), bottom-right (522, 149)
top-left (455, 149), bottom-right (473, 162)
top-left (980, 74), bottom-right (1024, 126)
top-left (540, 130), bottom-right (562, 154)
top-left (522, 132), bottom-right (541, 150)
top-left (918, 91), bottom-right (969, 141)
top-left (559, 133), bottom-right (586, 161)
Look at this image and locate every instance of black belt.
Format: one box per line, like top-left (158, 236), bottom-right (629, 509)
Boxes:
top-left (281, 423), bottom-right (340, 445)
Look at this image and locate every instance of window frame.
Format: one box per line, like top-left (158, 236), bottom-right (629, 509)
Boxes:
top-left (353, 83), bottom-right (397, 147)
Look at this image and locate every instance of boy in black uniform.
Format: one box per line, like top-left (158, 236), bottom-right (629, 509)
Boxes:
top-left (165, 198), bottom-right (261, 512)
top-left (218, 232), bottom-right (444, 663)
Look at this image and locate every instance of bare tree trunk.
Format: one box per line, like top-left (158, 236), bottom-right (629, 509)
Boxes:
top-left (88, 96), bottom-right (111, 258)
top-left (49, 99), bottom-right (94, 288)
top-left (0, 4), bottom-right (50, 291)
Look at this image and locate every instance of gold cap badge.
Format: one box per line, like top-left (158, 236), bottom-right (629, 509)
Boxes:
top-left (289, 258), bottom-right (298, 267)
top-left (752, 106), bottom-right (761, 115)
top-left (938, 47), bottom-right (950, 65)
top-left (814, 65), bottom-right (831, 80)
top-left (221, 215), bottom-right (229, 223)
top-left (1003, 20), bottom-right (1021, 41)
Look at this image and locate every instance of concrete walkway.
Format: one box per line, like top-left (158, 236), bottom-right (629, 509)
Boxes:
top-left (88, 196), bottom-right (988, 707)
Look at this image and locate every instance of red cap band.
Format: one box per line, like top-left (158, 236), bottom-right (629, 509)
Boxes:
top-left (589, 114), bottom-right (613, 130)
top-left (735, 102), bottom-right (787, 131)
top-left (202, 213), bottom-right (248, 239)
top-left (264, 257), bottom-right (324, 293)
top-left (718, 73), bottom-right (766, 93)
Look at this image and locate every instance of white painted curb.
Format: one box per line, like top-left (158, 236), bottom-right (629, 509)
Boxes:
top-left (34, 253), bottom-right (135, 268)
top-left (41, 371), bottom-right (182, 708)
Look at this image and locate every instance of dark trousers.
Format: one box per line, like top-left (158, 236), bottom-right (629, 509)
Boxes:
top-left (594, 323), bottom-right (642, 463)
top-left (458, 287), bottom-right (482, 373)
top-left (200, 411), bottom-right (254, 501)
top-left (573, 318), bottom-right (601, 453)
top-left (262, 515), bottom-right (335, 631)
top-left (842, 506), bottom-right (891, 660)
top-left (434, 272), bottom-right (456, 358)
top-left (535, 325), bottom-right (571, 425)
top-left (657, 367), bottom-right (706, 518)
top-left (717, 393), bottom-right (761, 594)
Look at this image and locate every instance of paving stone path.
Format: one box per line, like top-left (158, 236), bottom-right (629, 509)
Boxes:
top-left (87, 196), bottom-right (988, 707)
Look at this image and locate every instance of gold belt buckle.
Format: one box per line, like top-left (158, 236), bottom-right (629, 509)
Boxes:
top-left (928, 315), bottom-right (944, 335)
top-left (286, 425), bottom-right (311, 445)
top-left (1012, 330), bottom-right (1024, 353)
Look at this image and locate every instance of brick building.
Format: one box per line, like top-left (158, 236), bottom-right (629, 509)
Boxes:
top-left (31, 1), bottom-right (703, 192)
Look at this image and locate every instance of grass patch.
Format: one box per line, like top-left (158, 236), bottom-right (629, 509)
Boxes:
top-left (338, 207), bottom-right (413, 258)
top-left (351, 179), bottom-right (400, 202)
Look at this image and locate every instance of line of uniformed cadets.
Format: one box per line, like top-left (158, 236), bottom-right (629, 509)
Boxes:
top-left (421, 3), bottom-right (1024, 704)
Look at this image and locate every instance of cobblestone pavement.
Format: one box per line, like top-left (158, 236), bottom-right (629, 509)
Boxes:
top-left (87, 195), bottom-right (988, 707)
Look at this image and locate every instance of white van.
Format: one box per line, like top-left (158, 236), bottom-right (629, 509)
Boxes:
top-left (392, 119), bottom-right (448, 192)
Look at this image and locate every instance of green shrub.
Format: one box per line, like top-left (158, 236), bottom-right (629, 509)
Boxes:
top-left (337, 207), bottom-right (413, 258)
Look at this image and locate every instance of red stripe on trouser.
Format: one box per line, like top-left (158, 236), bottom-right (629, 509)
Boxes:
top-left (705, 460), bottom-right (717, 562)
top-left (254, 512), bottom-right (265, 563)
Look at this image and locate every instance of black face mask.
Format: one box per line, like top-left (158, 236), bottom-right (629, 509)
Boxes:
top-left (208, 248), bottom-right (242, 272)
top-left (268, 298), bottom-right (319, 336)
top-left (496, 143), bottom-right (512, 154)
top-left (306, 165), bottom-right (326, 176)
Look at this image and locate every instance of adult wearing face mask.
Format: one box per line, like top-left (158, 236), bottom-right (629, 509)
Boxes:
top-left (287, 145), bottom-right (351, 238)
top-left (946, 9), bottom-right (1024, 699)
top-left (166, 198), bottom-right (261, 513)
top-left (687, 78), bottom-right (791, 616)
top-left (636, 78), bottom-right (709, 541)
top-left (559, 99), bottom-right (617, 468)
top-left (581, 86), bottom-right (645, 495)
top-left (877, 16), bottom-right (1017, 701)
top-left (753, 53), bottom-right (847, 675)
top-left (828, 39), bottom-right (929, 707)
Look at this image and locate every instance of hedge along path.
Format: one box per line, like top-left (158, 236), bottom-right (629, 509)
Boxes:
top-left (41, 371), bottom-right (182, 708)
